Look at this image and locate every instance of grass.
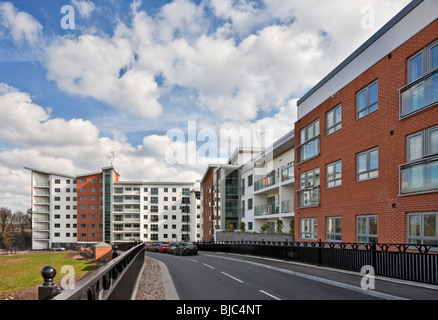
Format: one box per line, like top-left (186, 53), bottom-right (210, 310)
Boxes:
top-left (0, 252), bottom-right (95, 294)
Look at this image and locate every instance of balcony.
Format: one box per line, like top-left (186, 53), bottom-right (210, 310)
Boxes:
top-left (400, 68), bottom-right (438, 118)
top-left (296, 186), bottom-right (320, 208)
top-left (254, 174), bottom-right (277, 192)
top-left (254, 203), bottom-right (279, 216)
top-left (399, 156), bottom-right (438, 195)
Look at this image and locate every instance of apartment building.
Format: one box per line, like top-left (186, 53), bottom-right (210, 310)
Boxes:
top-left (26, 166), bottom-right (199, 250)
top-left (294, 0), bottom-right (438, 244)
top-left (200, 132), bottom-right (295, 239)
top-left (241, 130), bottom-right (295, 234)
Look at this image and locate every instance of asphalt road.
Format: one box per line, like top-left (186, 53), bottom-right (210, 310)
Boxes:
top-left (145, 251), bottom-right (383, 300)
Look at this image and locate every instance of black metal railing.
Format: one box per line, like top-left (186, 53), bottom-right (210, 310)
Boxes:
top-left (196, 240), bottom-right (438, 285)
top-left (38, 242), bottom-right (145, 300)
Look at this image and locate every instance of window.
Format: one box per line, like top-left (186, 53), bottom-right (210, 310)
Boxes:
top-left (299, 119), bottom-right (320, 162)
top-left (247, 198), bottom-right (253, 210)
top-left (326, 104), bottom-right (342, 135)
top-left (151, 188), bottom-right (159, 195)
top-left (80, 178), bottom-right (86, 183)
top-left (357, 147), bottom-right (378, 181)
top-left (401, 125), bottom-right (438, 193)
top-left (55, 179), bottom-right (61, 184)
top-left (326, 160), bottom-right (342, 188)
top-left (300, 218), bottom-right (317, 240)
top-left (401, 40), bottom-right (438, 117)
top-left (298, 168), bottom-right (320, 207)
top-left (357, 215), bottom-right (378, 243)
top-left (248, 175), bottom-right (253, 187)
top-left (357, 80), bottom-right (378, 119)
top-left (326, 217), bottom-right (342, 241)
top-left (407, 212), bottom-right (437, 245)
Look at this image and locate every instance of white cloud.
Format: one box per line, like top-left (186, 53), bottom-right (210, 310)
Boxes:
top-left (45, 34), bottom-right (163, 118)
top-left (0, 1), bottom-right (42, 45)
top-left (71, 0), bottom-right (95, 19)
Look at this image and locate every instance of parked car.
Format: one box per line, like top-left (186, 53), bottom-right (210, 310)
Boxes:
top-left (149, 243), bottom-right (162, 252)
top-left (53, 247), bottom-right (65, 251)
top-left (144, 243), bottom-right (150, 251)
top-left (158, 244), bottom-right (168, 253)
top-left (167, 242), bottom-right (180, 254)
top-left (174, 242), bottom-right (198, 256)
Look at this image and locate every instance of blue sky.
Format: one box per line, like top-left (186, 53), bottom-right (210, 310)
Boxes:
top-left (0, 0), bottom-right (410, 211)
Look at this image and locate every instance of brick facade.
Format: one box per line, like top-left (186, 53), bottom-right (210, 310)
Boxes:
top-left (294, 19), bottom-right (438, 243)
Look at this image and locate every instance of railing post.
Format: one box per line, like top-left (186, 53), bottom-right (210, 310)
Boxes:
top-left (38, 265), bottom-right (61, 300)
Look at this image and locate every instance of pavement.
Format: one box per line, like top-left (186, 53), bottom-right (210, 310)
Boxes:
top-left (134, 251), bottom-right (438, 300)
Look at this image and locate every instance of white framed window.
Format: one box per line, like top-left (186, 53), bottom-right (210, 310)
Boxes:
top-left (357, 80), bottom-right (378, 119)
top-left (298, 168), bottom-right (320, 207)
top-left (357, 215), bottom-right (378, 243)
top-left (326, 217), bottom-right (342, 241)
top-left (300, 218), bottom-right (318, 240)
top-left (407, 212), bottom-right (437, 245)
top-left (357, 147), bottom-right (379, 181)
top-left (326, 160), bottom-right (342, 188)
top-left (326, 104), bottom-right (342, 135)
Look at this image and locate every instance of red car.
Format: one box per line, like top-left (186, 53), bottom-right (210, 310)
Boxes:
top-left (158, 244), bottom-right (168, 253)
top-left (144, 244), bottom-right (150, 251)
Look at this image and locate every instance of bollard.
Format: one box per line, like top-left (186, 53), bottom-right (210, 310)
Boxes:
top-left (38, 265), bottom-right (61, 300)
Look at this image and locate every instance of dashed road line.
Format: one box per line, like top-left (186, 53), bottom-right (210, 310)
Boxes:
top-left (202, 263), bottom-right (215, 269)
top-left (259, 290), bottom-right (281, 300)
top-left (221, 272), bottom-right (244, 283)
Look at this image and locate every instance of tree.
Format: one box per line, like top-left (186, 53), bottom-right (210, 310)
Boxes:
top-left (289, 218), bottom-right (295, 235)
top-left (226, 221), bottom-right (235, 232)
top-left (239, 221), bottom-right (246, 233)
top-left (0, 207), bottom-right (12, 234)
top-left (276, 219), bottom-right (284, 234)
top-left (260, 223), bottom-right (269, 233)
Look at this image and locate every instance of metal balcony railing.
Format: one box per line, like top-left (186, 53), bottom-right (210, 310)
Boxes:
top-left (296, 186), bottom-right (320, 208)
top-left (399, 156), bottom-right (438, 195)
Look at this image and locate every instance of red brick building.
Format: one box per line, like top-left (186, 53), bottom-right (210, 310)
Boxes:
top-left (200, 164), bottom-right (219, 242)
top-left (294, 0), bottom-right (438, 244)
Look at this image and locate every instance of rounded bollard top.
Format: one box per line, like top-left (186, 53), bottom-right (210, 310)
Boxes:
top-left (41, 265), bottom-right (56, 283)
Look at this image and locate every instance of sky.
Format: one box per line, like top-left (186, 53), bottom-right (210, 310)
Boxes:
top-left (0, 0), bottom-right (410, 212)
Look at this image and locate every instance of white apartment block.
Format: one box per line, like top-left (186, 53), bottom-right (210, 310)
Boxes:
top-left (240, 130), bottom-right (295, 234)
top-left (26, 166), bottom-right (200, 250)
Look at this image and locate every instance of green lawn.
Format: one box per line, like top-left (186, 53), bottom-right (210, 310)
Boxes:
top-left (0, 252), bottom-right (94, 293)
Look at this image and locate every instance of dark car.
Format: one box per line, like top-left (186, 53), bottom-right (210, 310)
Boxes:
top-left (174, 242), bottom-right (198, 256)
top-left (149, 243), bottom-right (162, 252)
top-left (158, 244), bottom-right (168, 253)
top-left (167, 242), bottom-right (180, 254)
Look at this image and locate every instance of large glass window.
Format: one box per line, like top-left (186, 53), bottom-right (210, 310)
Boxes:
top-left (357, 81), bottom-right (378, 119)
top-left (401, 125), bottom-right (438, 194)
top-left (357, 215), bottom-right (378, 243)
top-left (401, 40), bottom-right (438, 117)
top-left (327, 217), bottom-right (342, 241)
top-left (326, 160), bottom-right (342, 188)
top-left (357, 147), bottom-right (379, 181)
top-left (299, 119), bottom-right (320, 162)
top-left (300, 218), bottom-right (318, 240)
top-left (407, 212), bottom-right (438, 245)
top-left (326, 104), bottom-right (342, 135)
top-left (298, 168), bottom-right (320, 207)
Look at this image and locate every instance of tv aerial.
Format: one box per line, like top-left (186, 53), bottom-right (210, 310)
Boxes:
top-left (108, 151), bottom-right (116, 166)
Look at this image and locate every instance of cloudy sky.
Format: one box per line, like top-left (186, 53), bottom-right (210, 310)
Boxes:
top-left (0, 0), bottom-right (410, 212)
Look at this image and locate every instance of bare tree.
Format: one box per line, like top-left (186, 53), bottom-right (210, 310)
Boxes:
top-left (0, 207), bottom-right (12, 235)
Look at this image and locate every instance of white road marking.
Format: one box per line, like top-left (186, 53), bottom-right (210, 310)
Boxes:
top-left (188, 259), bottom-right (198, 262)
top-left (221, 272), bottom-right (244, 283)
top-left (259, 290), bottom-right (282, 300)
top-left (202, 263), bottom-right (215, 269)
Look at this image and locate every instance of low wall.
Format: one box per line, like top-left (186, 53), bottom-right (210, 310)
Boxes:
top-left (215, 231), bottom-right (293, 243)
